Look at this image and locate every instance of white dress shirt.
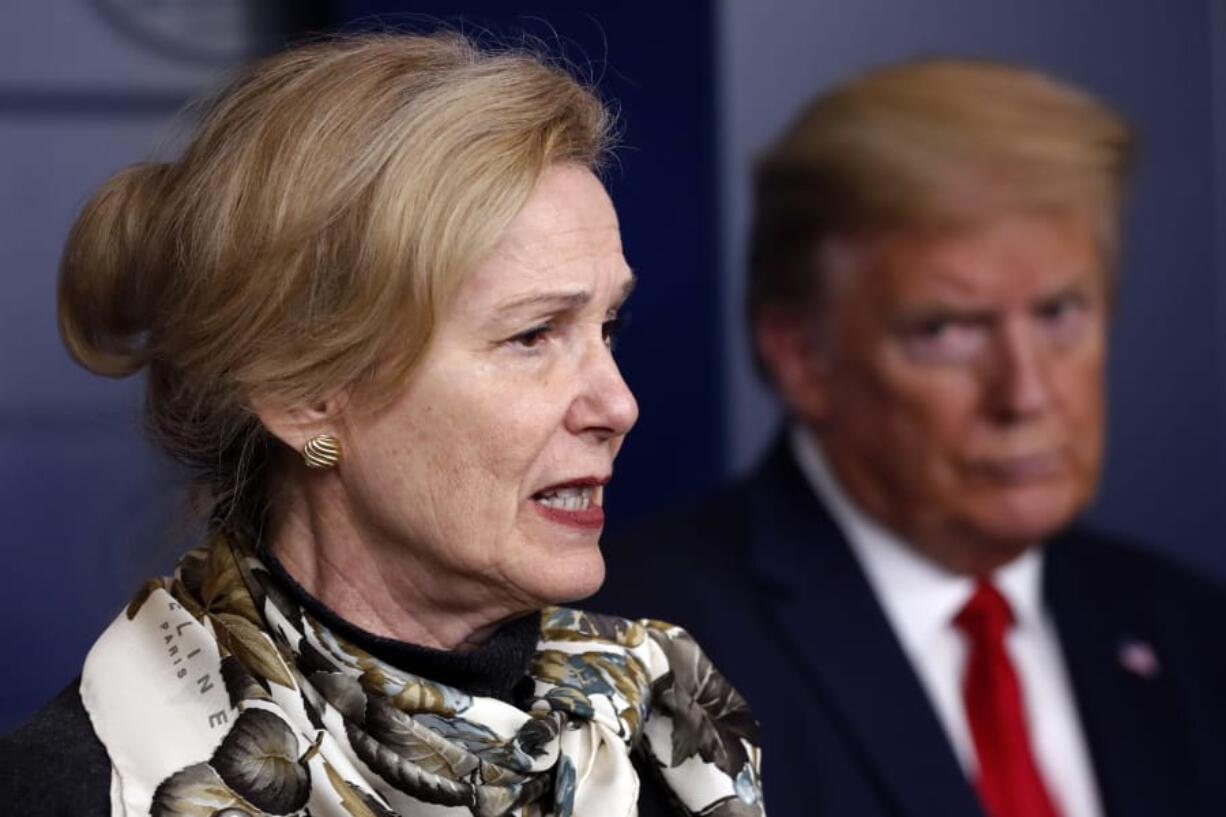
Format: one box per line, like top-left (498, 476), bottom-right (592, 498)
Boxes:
top-left (789, 425), bottom-right (1104, 817)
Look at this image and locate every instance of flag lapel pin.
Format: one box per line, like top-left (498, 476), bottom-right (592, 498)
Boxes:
top-left (1117, 637), bottom-right (1161, 680)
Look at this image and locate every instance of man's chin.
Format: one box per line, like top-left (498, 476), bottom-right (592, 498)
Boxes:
top-left (969, 493), bottom-right (1082, 553)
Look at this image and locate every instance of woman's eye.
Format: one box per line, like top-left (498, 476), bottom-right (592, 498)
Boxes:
top-left (509, 324), bottom-right (552, 349)
top-left (602, 315), bottom-right (629, 348)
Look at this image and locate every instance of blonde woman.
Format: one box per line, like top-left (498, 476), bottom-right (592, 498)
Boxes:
top-left (1, 33), bottom-right (764, 817)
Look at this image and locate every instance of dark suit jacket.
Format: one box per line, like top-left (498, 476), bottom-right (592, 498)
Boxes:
top-left (589, 436), bottom-right (1226, 817)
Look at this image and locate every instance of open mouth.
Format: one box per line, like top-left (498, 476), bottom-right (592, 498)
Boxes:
top-left (534, 485), bottom-right (599, 511)
top-left (531, 480), bottom-right (606, 529)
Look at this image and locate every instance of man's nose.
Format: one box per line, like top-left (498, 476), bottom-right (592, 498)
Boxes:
top-left (565, 341), bottom-right (639, 441)
top-left (984, 320), bottom-right (1052, 422)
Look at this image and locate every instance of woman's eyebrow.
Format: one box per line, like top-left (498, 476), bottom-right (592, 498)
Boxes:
top-left (615, 275), bottom-right (638, 307)
top-left (494, 291), bottom-right (591, 314)
top-left (493, 274), bottom-right (637, 315)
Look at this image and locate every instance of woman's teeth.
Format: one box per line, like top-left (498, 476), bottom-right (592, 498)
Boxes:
top-left (536, 486), bottom-right (594, 511)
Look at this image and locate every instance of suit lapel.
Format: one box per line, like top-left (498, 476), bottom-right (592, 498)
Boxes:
top-left (1046, 536), bottom-right (1196, 817)
top-left (746, 440), bottom-right (984, 817)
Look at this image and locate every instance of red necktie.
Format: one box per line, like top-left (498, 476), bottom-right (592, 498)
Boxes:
top-left (954, 581), bottom-right (1061, 817)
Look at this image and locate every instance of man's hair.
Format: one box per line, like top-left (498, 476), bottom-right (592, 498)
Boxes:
top-left (747, 56), bottom-right (1135, 323)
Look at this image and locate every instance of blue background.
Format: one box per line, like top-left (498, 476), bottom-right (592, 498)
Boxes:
top-left (2, 0), bottom-right (1223, 730)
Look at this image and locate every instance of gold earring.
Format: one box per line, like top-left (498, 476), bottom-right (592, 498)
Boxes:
top-left (302, 434), bottom-right (342, 469)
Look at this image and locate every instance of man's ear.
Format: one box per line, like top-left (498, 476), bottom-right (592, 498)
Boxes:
top-left (250, 393), bottom-right (347, 455)
top-left (754, 309), bottom-right (832, 424)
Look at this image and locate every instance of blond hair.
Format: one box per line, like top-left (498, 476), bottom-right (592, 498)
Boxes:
top-left (748, 56), bottom-right (1135, 320)
top-left (58, 32), bottom-right (614, 536)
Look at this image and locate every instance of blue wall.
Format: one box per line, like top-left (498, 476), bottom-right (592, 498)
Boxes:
top-left (1, 0), bottom-right (252, 732)
top-left (2, 0), bottom-right (1223, 732)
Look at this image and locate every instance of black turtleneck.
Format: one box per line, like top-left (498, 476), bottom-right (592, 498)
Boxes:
top-left (260, 549), bottom-right (542, 704)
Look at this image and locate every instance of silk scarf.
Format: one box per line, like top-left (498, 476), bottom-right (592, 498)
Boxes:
top-left (80, 534), bottom-right (765, 817)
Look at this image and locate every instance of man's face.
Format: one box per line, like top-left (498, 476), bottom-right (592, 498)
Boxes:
top-left (776, 211), bottom-right (1109, 573)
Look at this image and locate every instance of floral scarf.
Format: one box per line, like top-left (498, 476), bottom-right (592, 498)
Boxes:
top-left (80, 535), bottom-right (765, 816)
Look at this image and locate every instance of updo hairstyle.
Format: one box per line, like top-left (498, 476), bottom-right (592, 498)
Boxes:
top-left (57, 31), bottom-right (614, 537)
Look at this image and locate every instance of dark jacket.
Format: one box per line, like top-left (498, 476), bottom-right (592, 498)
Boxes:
top-left (589, 436), bottom-right (1226, 817)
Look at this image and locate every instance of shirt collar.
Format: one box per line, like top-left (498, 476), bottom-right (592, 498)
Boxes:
top-left (788, 424), bottom-right (1046, 645)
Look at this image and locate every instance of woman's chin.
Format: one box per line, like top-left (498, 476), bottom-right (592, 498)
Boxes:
top-left (516, 545), bottom-right (607, 606)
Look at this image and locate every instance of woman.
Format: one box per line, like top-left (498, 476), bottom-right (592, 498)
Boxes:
top-left (2, 33), bottom-right (764, 817)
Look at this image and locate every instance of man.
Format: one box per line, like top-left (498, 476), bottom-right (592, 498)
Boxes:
top-left (592, 58), bottom-right (1226, 817)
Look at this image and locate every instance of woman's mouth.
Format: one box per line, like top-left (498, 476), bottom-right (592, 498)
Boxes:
top-left (531, 482), bottom-right (606, 529)
top-left (537, 485), bottom-right (596, 510)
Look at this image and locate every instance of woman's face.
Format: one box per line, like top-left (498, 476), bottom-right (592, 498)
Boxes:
top-left (337, 164), bottom-right (637, 613)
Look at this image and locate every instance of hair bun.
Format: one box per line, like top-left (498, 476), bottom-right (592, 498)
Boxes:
top-left (58, 161), bottom-right (173, 377)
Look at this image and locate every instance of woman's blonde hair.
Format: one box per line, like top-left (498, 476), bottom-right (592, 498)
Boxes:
top-left (748, 56), bottom-right (1135, 320)
top-left (58, 31), bottom-right (614, 536)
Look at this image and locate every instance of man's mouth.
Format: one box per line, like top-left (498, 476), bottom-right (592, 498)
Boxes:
top-left (973, 450), bottom-right (1066, 483)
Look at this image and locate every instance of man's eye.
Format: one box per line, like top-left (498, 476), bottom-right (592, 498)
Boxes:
top-left (900, 318), bottom-right (987, 364)
top-left (510, 324), bottom-right (552, 348)
top-left (1038, 296), bottom-right (1073, 320)
top-left (915, 318), bottom-right (951, 338)
top-left (1036, 295), bottom-right (1091, 343)
top-left (1037, 294), bottom-right (1085, 323)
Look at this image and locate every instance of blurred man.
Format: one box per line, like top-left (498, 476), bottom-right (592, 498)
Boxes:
top-left (592, 58), bottom-right (1226, 817)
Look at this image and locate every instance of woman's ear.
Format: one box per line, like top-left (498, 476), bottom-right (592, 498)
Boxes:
top-left (249, 393), bottom-right (347, 454)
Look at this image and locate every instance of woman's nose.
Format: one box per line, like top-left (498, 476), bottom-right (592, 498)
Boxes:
top-left (566, 342), bottom-right (639, 441)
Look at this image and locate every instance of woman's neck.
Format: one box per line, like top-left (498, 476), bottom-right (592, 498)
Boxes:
top-left (266, 484), bottom-right (527, 652)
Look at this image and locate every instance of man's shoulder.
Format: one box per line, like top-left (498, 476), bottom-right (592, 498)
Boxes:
top-left (1050, 525), bottom-right (1226, 643)
top-left (592, 477), bottom-right (762, 624)
top-left (0, 680), bottom-right (113, 815)
top-left (604, 437), bottom-right (808, 564)
top-left (608, 478), bottom-right (755, 559)
top-left (593, 440), bottom-right (846, 624)
top-left (1053, 525), bottom-right (1226, 600)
